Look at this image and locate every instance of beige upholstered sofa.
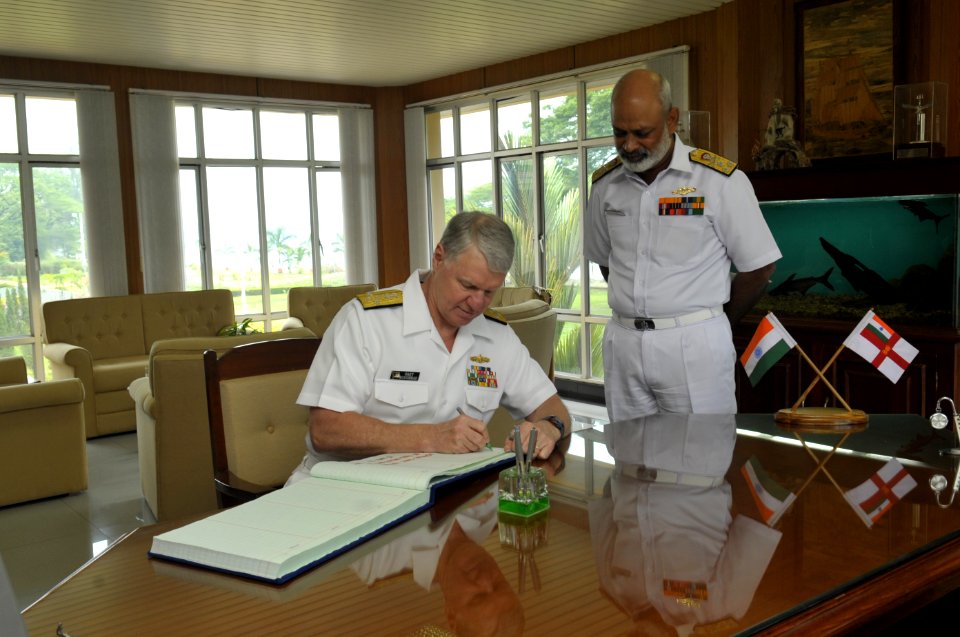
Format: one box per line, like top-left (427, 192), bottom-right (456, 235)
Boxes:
top-left (128, 327), bottom-right (317, 521)
top-left (42, 289), bottom-right (236, 438)
top-left (282, 284), bottom-right (377, 335)
top-left (0, 356), bottom-right (87, 507)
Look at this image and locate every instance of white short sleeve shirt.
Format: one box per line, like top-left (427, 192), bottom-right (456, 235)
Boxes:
top-left (584, 136), bottom-right (781, 319)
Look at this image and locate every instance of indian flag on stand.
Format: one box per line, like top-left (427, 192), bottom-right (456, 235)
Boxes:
top-left (741, 455), bottom-right (796, 527)
top-left (843, 458), bottom-right (917, 528)
top-left (739, 313), bottom-right (797, 387)
top-left (842, 310), bottom-right (918, 384)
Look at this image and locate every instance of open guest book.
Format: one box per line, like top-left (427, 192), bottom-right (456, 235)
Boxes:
top-left (149, 448), bottom-right (513, 583)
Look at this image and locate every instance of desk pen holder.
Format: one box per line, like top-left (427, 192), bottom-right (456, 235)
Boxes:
top-left (498, 465), bottom-right (549, 517)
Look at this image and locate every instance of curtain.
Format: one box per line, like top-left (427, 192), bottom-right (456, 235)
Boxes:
top-left (403, 106), bottom-right (430, 271)
top-left (77, 90), bottom-right (128, 296)
top-left (129, 93), bottom-right (184, 293)
top-left (338, 107), bottom-right (379, 286)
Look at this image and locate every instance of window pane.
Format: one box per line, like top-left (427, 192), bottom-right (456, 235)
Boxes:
top-left (500, 157), bottom-right (535, 287)
top-left (178, 168), bottom-right (203, 290)
top-left (34, 166), bottom-right (88, 302)
top-left (0, 163), bottom-right (29, 337)
top-left (543, 152), bottom-right (581, 311)
top-left (589, 322), bottom-right (605, 380)
top-left (207, 166), bottom-right (260, 313)
top-left (202, 107), bottom-right (254, 159)
top-left (428, 166), bottom-right (455, 247)
top-left (585, 80), bottom-right (614, 139)
top-left (425, 109), bottom-right (454, 159)
top-left (587, 146), bottom-right (617, 198)
top-left (0, 95), bottom-right (16, 153)
top-left (461, 160), bottom-right (492, 213)
top-left (264, 167), bottom-right (312, 312)
top-left (261, 111), bottom-right (307, 160)
top-left (315, 170), bottom-right (346, 285)
top-left (175, 105), bottom-right (197, 158)
top-left (460, 103), bottom-right (491, 155)
top-left (312, 114), bottom-right (340, 161)
top-left (555, 320), bottom-right (582, 376)
top-left (497, 97), bottom-right (531, 150)
top-left (26, 97), bottom-right (79, 155)
top-left (539, 86), bottom-right (577, 145)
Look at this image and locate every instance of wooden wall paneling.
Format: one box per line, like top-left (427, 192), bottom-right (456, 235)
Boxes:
top-left (715, 1), bottom-right (740, 157)
top-left (372, 87), bottom-right (410, 287)
top-left (401, 69), bottom-right (486, 108)
top-left (483, 48), bottom-right (575, 90)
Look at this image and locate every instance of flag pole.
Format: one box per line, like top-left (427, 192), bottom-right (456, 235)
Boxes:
top-left (791, 344), bottom-right (851, 411)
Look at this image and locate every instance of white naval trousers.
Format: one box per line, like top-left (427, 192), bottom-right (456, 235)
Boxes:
top-left (602, 314), bottom-right (737, 422)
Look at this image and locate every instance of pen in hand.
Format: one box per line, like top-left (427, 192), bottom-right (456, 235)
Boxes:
top-left (456, 406), bottom-right (493, 450)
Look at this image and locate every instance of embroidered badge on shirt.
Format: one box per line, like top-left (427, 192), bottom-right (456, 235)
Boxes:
top-left (470, 355), bottom-right (490, 364)
top-left (389, 370), bottom-right (420, 381)
top-left (672, 185), bottom-right (697, 195)
top-left (663, 579), bottom-right (708, 603)
top-left (467, 365), bottom-right (498, 388)
top-left (658, 196), bottom-right (705, 216)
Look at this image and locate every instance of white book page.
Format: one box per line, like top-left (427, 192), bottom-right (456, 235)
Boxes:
top-left (151, 477), bottom-right (426, 580)
top-left (309, 448), bottom-right (511, 491)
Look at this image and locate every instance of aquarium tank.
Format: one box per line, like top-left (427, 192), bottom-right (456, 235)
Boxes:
top-left (754, 194), bottom-right (959, 327)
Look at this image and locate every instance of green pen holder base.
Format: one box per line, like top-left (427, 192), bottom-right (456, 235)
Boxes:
top-left (498, 465), bottom-right (549, 517)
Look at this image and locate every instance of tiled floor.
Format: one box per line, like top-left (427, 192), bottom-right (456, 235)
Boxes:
top-left (0, 432), bottom-right (155, 612)
top-left (0, 399), bottom-right (607, 614)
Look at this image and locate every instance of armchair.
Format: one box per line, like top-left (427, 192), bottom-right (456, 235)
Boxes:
top-left (282, 284), bottom-right (377, 335)
top-left (0, 356), bottom-right (87, 507)
top-left (486, 292), bottom-right (558, 445)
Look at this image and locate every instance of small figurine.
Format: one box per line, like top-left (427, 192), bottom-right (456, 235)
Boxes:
top-left (752, 98), bottom-right (811, 170)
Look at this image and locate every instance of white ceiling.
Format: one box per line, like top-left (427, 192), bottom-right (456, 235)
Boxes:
top-left (0, 0), bottom-right (730, 87)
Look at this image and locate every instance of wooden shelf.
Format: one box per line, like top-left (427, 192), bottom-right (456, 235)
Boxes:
top-left (747, 156), bottom-right (960, 201)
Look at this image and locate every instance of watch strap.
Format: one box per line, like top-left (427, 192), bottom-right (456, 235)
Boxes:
top-left (543, 415), bottom-right (565, 439)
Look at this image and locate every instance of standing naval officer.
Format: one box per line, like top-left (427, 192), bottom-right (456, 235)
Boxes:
top-left (584, 69), bottom-right (781, 420)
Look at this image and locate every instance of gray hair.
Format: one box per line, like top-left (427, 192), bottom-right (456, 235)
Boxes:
top-left (439, 211), bottom-right (515, 274)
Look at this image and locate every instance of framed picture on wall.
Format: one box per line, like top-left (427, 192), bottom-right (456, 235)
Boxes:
top-left (796, 0), bottom-right (899, 160)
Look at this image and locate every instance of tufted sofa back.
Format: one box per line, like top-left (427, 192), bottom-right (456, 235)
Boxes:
top-left (43, 294), bottom-right (146, 359)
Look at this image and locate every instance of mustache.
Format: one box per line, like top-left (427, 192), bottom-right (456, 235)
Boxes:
top-left (618, 148), bottom-right (649, 162)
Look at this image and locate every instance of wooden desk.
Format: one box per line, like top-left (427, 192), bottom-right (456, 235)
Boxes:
top-left (23, 414), bottom-right (960, 636)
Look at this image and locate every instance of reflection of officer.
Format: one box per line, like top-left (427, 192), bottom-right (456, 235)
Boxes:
top-left (288, 212), bottom-right (569, 483)
top-left (584, 69), bottom-right (780, 420)
top-left (351, 490), bottom-right (524, 637)
top-left (589, 414), bottom-right (781, 636)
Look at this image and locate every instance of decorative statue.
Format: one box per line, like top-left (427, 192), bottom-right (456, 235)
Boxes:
top-left (752, 99), bottom-right (811, 170)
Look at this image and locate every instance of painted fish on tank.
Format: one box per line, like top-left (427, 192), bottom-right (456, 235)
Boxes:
top-left (819, 237), bottom-right (898, 303)
top-left (769, 267), bottom-right (834, 296)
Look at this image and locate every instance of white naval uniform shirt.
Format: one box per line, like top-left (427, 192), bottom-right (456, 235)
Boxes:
top-left (291, 270), bottom-right (556, 473)
top-left (583, 135), bottom-right (781, 320)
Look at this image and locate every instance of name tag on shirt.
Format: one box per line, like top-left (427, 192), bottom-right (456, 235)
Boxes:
top-left (390, 370), bottom-right (420, 381)
top-left (659, 196), bottom-right (704, 216)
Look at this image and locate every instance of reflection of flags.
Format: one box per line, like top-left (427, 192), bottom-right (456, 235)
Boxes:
top-left (842, 310), bottom-right (918, 384)
top-left (739, 313), bottom-right (797, 387)
top-left (843, 458), bottom-right (917, 528)
top-left (741, 456), bottom-right (796, 527)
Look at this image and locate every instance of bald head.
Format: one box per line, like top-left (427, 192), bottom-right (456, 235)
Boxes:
top-left (612, 69), bottom-right (673, 119)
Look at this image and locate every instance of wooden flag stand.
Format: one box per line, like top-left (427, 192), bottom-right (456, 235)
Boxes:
top-left (775, 342), bottom-right (869, 430)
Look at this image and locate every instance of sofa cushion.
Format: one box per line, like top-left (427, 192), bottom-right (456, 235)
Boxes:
top-left (92, 355), bottom-right (149, 392)
top-left (43, 295), bottom-right (145, 359)
top-left (141, 289), bottom-right (236, 346)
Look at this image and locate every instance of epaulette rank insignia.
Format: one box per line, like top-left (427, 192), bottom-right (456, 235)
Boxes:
top-left (483, 309), bottom-right (507, 325)
top-left (591, 156), bottom-right (622, 183)
top-left (357, 289), bottom-right (403, 309)
top-left (690, 149), bottom-right (737, 175)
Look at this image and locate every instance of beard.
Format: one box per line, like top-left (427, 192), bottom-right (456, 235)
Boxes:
top-left (618, 127), bottom-right (674, 174)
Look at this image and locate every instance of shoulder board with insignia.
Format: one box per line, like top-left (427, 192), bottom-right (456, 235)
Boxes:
top-left (357, 289), bottom-right (403, 310)
top-left (689, 149), bottom-right (737, 175)
top-left (483, 309), bottom-right (507, 325)
top-left (591, 156), bottom-right (622, 183)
